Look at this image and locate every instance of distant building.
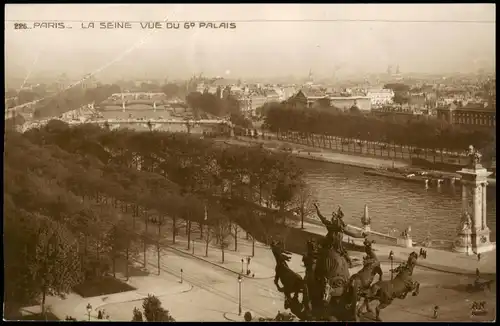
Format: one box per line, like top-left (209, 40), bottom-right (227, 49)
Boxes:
top-left (265, 90), bottom-right (280, 103)
top-left (196, 83), bottom-right (206, 93)
top-left (81, 74), bottom-right (98, 90)
top-left (212, 78), bottom-right (236, 87)
top-left (274, 86), bottom-right (297, 102)
top-left (238, 90), bottom-right (280, 117)
top-left (329, 96), bottom-right (372, 112)
top-left (408, 94), bottom-right (427, 109)
top-left (230, 85), bottom-right (244, 95)
top-left (287, 90), bottom-right (372, 111)
top-left (287, 89), bottom-right (328, 108)
top-left (366, 89), bottom-right (394, 107)
top-left (206, 86), bottom-right (219, 96)
top-left (436, 102), bottom-right (495, 128)
top-left (57, 74), bottom-right (70, 92)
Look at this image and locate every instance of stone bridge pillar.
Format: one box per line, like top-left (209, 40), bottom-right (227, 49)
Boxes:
top-left (453, 155), bottom-right (494, 254)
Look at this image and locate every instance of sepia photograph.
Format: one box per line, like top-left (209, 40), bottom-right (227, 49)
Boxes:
top-left (4, 3), bottom-right (496, 322)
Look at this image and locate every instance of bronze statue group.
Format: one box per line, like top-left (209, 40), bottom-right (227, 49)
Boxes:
top-left (270, 203), bottom-right (421, 322)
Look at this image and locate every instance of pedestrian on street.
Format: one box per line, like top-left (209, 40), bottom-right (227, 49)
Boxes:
top-left (423, 250), bottom-right (427, 259)
top-left (477, 253), bottom-right (481, 262)
top-left (97, 310), bottom-right (103, 320)
top-left (476, 268), bottom-right (480, 279)
top-left (433, 306), bottom-right (439, 319)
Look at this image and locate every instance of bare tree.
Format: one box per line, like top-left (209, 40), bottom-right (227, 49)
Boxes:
top-left (105, 218), bottom-right (140, 281)
top-left (293, 182), bottom-right (316, 229)
top-left (213, 217), bottom-right (232, 263)
top-left (231, 222), bottom-right (239, 251)
top-left (150, 215), bottom-right (166, 276)
top-left (204, 224), bottom-right (215, 257)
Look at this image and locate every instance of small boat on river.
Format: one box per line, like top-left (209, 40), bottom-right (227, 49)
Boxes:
top-left (364, 169), bottom-right (432, 185)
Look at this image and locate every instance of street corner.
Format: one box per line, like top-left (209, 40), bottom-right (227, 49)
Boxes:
top-left (134, 275), bottom-right (194, 297)
top-left (61, 299), bottom-right (111, 322)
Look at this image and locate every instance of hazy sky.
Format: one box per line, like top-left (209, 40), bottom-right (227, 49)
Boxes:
top-left (5, 4), bottom-right (496, 81)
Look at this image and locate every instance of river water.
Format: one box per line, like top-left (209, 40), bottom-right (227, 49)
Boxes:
top-left (299, 158), bottom-right (496, 243)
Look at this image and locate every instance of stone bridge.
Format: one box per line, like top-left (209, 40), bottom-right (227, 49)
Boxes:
top-left (5, 100), bottom-right (38, 119)
top-left (109, 92), bottom-right (168, 101)
top-left (100, 100), bottom-right (183, 110)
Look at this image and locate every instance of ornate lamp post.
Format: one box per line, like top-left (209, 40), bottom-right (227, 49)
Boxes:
top-left (361, 204), bottom-right (371, 233)
top-left (389, 251), bottom-right (395, 280)
top-left (86, 303), bottom-right (92, 321)
top-left (238, 275), bottom-right (243, 316)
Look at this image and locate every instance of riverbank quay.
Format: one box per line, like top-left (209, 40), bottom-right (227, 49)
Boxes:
top-left (150, 223), bottom-right (496, 291)
top-left (220, 137), bottom-right (496, 186)
top-left (298, 219), bottom-right (496, 277)
top-left (219, 138), bottom-right (409, 170)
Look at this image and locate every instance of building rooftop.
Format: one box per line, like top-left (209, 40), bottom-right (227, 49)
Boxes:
top-left (329, 96), bottom-right (370, 100)
top-left (460, 102), bottom-right (494, 112)
top-left (266, 90), bottom-right (279, 97)
top-left (300, 89), bottom-right (327, 99)
top-left (367, 88), bottom-right (394, 94)
top-left (211, 78), bottom-right (237, 87)
top-left (437, 102), bottom-right (495, 112)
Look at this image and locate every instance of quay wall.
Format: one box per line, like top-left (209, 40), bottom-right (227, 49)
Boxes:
top-left (228, 137), bottom-right (496, 185)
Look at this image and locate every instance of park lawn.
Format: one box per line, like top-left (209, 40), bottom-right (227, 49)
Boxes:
top-left (72, 276), bottom-right (136, 298)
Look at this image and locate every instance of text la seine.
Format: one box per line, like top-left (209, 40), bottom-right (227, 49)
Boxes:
top-left (81, 22), bottom-right (236, 29)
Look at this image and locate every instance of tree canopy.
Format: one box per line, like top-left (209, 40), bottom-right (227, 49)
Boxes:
top-left (263, 102), bottom-right (494, 152)
top-left (4, 121), bottom-right (305, 316)
top-left (185, 91), bottom-right (240, 117)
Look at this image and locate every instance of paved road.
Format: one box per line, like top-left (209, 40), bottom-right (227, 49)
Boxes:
top-left (110, 246), bottom-right (285, 321)
top-left (39, 224), bottom-right (495, 322)
top-left (103, 249), bottom-right (495, 322)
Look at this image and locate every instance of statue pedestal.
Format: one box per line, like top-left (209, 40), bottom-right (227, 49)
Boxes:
top-left (454, 228), bottom-right (495, 254)
top-left (397, 237), bottom-right (413, 248)
top-left (453, 229), bottom-right (474, 254)
top-left (453, 164), bottom-right (495, 254)
top-left (472, 227), bottom-right (496, 254)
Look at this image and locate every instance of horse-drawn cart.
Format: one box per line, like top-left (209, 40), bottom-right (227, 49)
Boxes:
top-left (467, 279), bottom-right (494, 292)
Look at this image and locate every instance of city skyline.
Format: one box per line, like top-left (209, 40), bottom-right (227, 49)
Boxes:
top-left (5, 4), bottom-right (495, 82)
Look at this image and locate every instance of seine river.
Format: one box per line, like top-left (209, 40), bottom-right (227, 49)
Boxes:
top-left (299, 158), bottom-right (497, 243)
